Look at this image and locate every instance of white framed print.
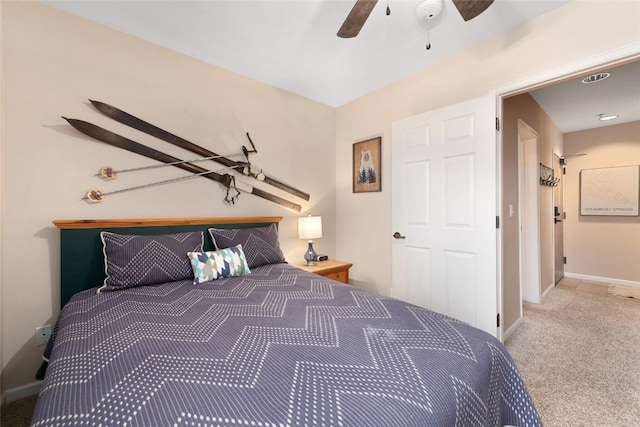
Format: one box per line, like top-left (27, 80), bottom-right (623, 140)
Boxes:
top-left (580, 165), bottom-right (639, 216)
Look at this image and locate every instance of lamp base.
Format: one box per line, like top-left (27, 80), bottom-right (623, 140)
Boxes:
top-left (304, 241), bottom-right (317, 266)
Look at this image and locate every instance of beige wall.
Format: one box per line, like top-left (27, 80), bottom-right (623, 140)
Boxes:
top-left (563, 121), bottom-right (640, 283)
top-left (335, 1), bottom-right (638, 315)
top-left (0, 1), bottom-right (335, 396)
top-left (502, 93), bottom-right (563, 330)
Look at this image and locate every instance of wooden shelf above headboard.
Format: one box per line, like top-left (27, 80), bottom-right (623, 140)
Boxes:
top-left (53, 216), bottom-right (283, 229)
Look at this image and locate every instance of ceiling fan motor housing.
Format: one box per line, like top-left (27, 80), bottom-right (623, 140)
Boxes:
top-left (416, 0), bottom-right (443, 21)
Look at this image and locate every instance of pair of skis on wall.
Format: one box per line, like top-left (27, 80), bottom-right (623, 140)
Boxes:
top-left (64, 100), bottom-right (310, 212)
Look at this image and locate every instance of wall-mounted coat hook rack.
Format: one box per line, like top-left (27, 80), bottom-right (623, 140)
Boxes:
top-left (539, 163), bottom-right (559, 187)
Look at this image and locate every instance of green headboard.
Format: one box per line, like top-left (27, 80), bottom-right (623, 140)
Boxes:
top-left (54, 216), bottom-right (283, 308)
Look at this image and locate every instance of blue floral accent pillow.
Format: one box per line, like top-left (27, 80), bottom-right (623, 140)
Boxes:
top-left (99, 231), bottom-right (204, 293)
top-left (208, 224), bottom-right (285, 268)
top-left (187, 245), bottom-right (251, 284)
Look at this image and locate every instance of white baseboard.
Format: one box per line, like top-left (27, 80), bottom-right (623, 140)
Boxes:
top-left (564, 272), bottom-right (640, 288)
top-left (541, 282), bottom-right (555, 300)
top-left (2, 381), bottom-right (41, 405)
top-left (503, 316), bottom-right (523, 342)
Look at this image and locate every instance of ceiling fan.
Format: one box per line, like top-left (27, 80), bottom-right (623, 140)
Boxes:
top-left (337, 0), bottom-right (494, 38)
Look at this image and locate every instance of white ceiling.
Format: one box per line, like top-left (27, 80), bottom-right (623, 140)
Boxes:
top-left (529, 60), bottom-right (640, 133)
top-left (43, 0), bottom-right (639, 132)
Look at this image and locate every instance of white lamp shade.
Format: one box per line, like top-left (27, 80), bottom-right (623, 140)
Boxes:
top-left (298, 216), bottom-right (323, 240)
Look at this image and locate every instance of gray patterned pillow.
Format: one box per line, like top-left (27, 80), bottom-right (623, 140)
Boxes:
top-left (208, 224), bottom-right (285, 268)
top-left (99, 231), bottom-right (203, 292)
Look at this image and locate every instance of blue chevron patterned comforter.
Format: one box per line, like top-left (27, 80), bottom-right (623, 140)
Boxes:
top-left (33, 263), bottom-right (540, 426)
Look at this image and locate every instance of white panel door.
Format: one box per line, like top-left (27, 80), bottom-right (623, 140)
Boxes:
top-left (391, 96), bottom-right (497, 336)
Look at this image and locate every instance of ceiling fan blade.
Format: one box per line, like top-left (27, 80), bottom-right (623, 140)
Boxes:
top-left (452, 0), bottom-right (494, 21)
top-left (337, 0), bottom-right (378, 38)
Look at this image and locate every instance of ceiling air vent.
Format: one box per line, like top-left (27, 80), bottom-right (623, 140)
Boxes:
top-left (581, 72), bottom-right (610, 84)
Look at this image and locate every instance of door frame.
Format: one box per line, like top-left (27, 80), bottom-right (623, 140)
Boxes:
top-left (518, 120), bottom-right (541, 304)
top-left (552, 152), bottom-right (565, 286)
top-left (494, 44), bottom-right (640, 338)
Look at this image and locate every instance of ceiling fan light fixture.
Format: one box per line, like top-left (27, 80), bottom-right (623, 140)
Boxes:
top-left (582, 72), bottom-right (610, 84)
top-left (597, 113), bottom-right (618, 121)
top-left (416, 0), bottom-right (443, 22)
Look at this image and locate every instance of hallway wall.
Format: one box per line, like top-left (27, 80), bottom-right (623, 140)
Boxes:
top-left (502, 93), bottom-right (563, 331)
top-left (563, 121), bottom-right (640, 284)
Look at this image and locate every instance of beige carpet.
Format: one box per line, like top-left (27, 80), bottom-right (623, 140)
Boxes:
top-left (505, 281), bottom-right (640, 426)
top-left (1, 394), bottom-right (37, 426)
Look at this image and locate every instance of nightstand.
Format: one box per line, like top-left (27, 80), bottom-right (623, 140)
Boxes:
top-left (295, 259), bottom-right (353, 284)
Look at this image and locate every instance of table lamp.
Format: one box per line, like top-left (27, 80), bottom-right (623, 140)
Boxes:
top-left (298, 215), bottom-right (322, 266)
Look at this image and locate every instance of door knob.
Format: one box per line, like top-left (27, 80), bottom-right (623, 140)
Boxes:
top-left (554, 218), bottom-right (562, 224)
top-left (393, 232), bottom-right (406, 239)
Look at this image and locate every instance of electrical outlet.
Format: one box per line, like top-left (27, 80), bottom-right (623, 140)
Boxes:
top-left (35, 325), bottom-right (51, 346)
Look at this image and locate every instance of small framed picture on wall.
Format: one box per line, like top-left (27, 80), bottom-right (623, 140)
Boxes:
top-left (353, 136), bottom-right (381, 193)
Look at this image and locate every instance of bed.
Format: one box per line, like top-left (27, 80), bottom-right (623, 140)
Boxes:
top-left (32, 216), bottom-right (541, 426)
